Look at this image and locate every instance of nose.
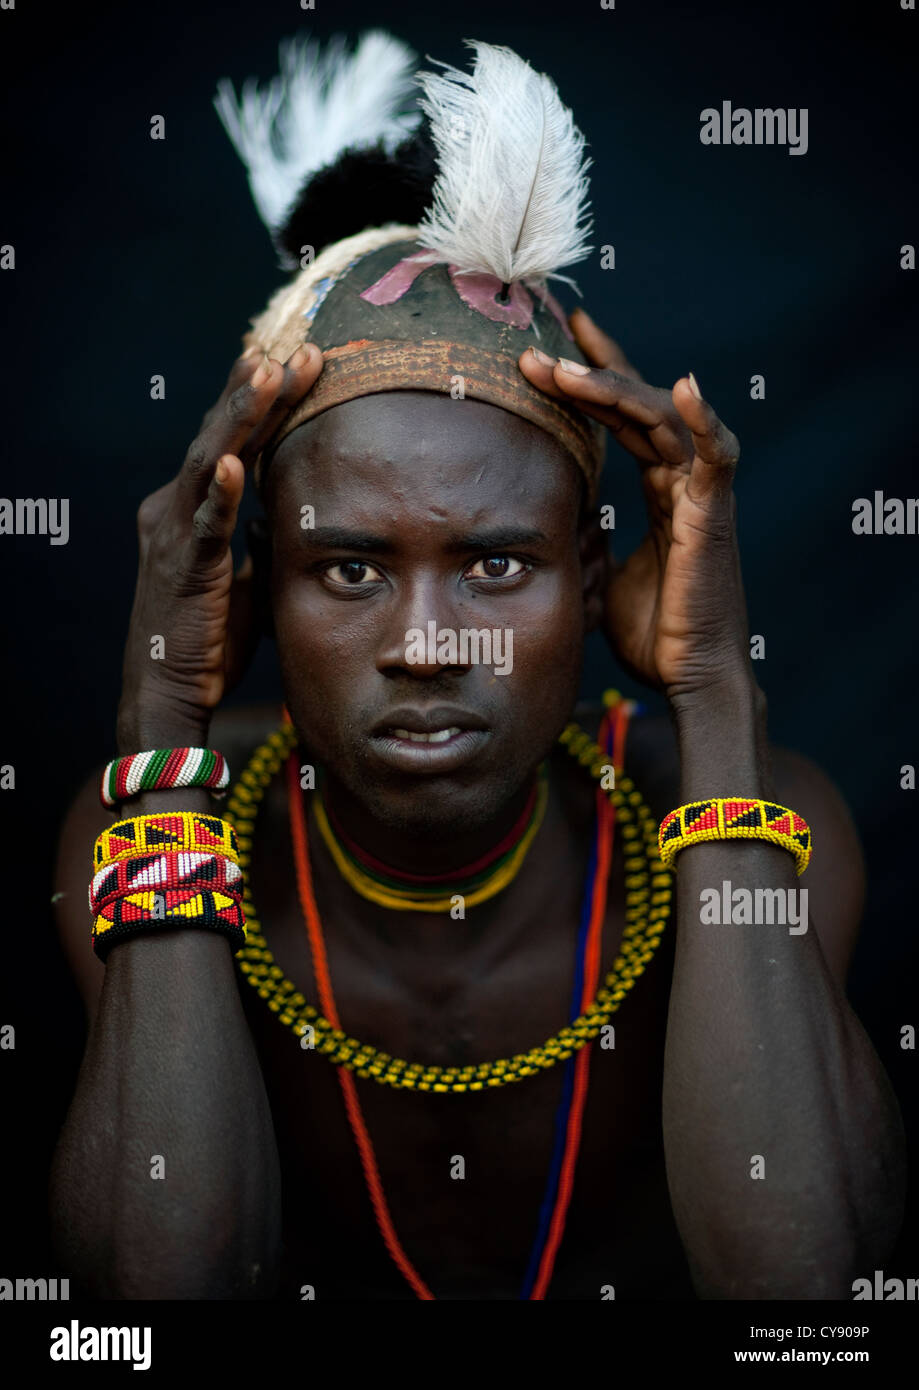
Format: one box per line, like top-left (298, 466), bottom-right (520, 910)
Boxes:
top-left (375, 576), bottom-right (468, 678)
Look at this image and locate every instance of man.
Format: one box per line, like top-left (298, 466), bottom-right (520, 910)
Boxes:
top-left (49, 34), bottom-right (904, 1300)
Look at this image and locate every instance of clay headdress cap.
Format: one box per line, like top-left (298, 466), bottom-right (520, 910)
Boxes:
top-left (215, 33), bottom-right (605, 499)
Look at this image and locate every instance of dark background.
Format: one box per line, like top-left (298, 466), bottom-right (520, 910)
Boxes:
top-left (1, 0), bottom-right (916, 1286)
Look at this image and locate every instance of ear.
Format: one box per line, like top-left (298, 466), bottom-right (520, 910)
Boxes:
top-left (578, 509), bottom-right (608, 633)
top-left (245, 516), bottom-right (275, 639)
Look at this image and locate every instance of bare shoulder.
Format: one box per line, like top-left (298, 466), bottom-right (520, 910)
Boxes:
top-left (53, 703), bottom-right (283, 1024)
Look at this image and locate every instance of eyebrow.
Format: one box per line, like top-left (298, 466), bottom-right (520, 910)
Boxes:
top-left (307, 527), bottom-right (395, 553)
top-left (306, 525), bottom-right (550, 553)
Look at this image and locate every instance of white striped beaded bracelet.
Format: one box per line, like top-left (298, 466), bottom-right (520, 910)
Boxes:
top-left (100, 748), bottom-right (230, 808)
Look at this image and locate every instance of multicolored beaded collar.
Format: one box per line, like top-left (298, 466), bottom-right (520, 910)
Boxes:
top-left (226, 695), bottom-right (672, 1297)
top-left (311, 764), bottom-right (549, 912)
top-left (228, 700), bottom-right (671, 1093)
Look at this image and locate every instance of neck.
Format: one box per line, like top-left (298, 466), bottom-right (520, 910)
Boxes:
top-left (318, 770), bottom-right (540, 881)
top-left (300, 763), bottom-right (579, 960)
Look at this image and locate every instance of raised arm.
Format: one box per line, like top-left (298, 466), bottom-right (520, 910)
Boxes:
top-left (49, 343), bottom-right (323, 1298)
top-left (520, 314), bottom-right (906, 1297)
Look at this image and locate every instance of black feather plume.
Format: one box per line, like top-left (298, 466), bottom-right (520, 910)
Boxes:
top-left (276, 119), bottom-right (438, 265)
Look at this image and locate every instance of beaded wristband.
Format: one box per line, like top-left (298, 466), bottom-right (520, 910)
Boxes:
top-left (93, 813), bottom-right (239, 871)
top-left (92, 886), bottom-right (246, 961)
top-left (658, 798), bottom-right (812, 876)
top-left (89, 850), bottom-right (243, 915)
top-left (100, 748), bottom-right (230, 808)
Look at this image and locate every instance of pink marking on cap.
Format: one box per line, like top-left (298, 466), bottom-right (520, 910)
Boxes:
top-left (448, 268), bottom-right (534, 328)
top-left (360, 251), bottom-right (440, 305)
top-left (526, 281), bottom-right (575, 341)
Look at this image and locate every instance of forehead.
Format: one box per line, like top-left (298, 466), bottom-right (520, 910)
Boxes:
top-left (267, 391), bottom-right (582, 524)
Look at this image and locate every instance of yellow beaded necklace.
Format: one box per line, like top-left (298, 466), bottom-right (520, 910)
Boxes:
top-left (227, 703), bottom-right (672, 1094)
top-left (311, 765), bottom-right (550, 912)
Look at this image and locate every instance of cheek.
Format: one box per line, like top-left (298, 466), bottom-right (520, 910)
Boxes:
top-left (472, 572), bottom-right (585, 761)
top-left (270, 576), bottom-right (371, 714)
top-left (488, 569), bottom-right (585, 671)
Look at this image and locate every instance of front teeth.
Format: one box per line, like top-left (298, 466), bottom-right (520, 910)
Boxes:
top-left (391, 727), bottom-right (462, 744)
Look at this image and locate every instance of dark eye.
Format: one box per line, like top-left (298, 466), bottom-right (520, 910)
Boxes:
top-left (324, 560), bottom-right (384, 586)
top-left (466, 556), bottom-right (526, 579)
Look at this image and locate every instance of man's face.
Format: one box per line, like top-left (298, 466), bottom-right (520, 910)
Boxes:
top-left (265, 390), bottom-right (591, 836)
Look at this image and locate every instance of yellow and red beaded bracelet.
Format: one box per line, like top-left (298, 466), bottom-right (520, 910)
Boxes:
top-left (91, 886), bottom-right (246, 961)
top-left (89, 813), bottom-right (245, 960)
top-left (93, 811), bottom-right (240, 871)
top-left (658, 798), bottom-right (812, 876)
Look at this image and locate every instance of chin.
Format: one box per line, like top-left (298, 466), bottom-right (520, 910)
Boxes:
top-left (315, 745), bottom-right (526, 838)
top-left (363, 771), bottom-right (520, 838)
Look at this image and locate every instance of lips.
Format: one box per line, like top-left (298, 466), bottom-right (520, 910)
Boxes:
top-left (369, 706), bottom-right (491, 774)
top-left (391, 726), bottom-right (461, 744)
top-left (371, 705), bottom-right (490, 737)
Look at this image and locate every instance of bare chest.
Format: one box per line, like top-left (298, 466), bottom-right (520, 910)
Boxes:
top-left (237, 779), bottom-right (692, 1300)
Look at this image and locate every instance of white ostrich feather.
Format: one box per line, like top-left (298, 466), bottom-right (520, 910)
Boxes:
top-left (415, 39), bottom-right (593, 288)
top-left (214, 30), bottom-right (422, 236)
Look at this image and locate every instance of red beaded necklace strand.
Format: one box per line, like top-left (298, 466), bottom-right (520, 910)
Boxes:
top-left (285, 701), bottom-right (629, 1298)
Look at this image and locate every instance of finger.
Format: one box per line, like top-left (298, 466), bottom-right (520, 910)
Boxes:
top-left (175, 345), bottom-right (320, 510)
top-left (672, 375), bottom-right (740, 502)
top-left (197, 345), bottom-right (263, 434)
top-left (569, 308), bottom-right (644, 381)
top-left (521, 350), bottom-right (694, 466)
top-left (176, 355), bottom-right (284, 509)
top-left (519, 347), bottom-right (651, 455)
top-left (238, 343), bottom-right (324, 462)
top-left (519, 346), bottom-right (630, 423)
top-left (187, 453), bottom-right (246, 568)
top-left (555, 361), bottom-right (695, 465)
top-left (518, 348), bottom-right (676, 465)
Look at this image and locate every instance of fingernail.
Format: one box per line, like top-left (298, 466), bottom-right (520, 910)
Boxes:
top-left (288, 343), bottom-right (311, 369)
top-left (250, 357), bottom-right (272, 387)
top-left (559, 357), bottom-right (590, 376)
top-left (688, 372), bottom-right (702, 400)
top-left (241, 344), bottom-right (261, 360)
top-left (530, 347), bottom-right (556, 365)
top-left (216, 457), bottom-right (229, 484)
